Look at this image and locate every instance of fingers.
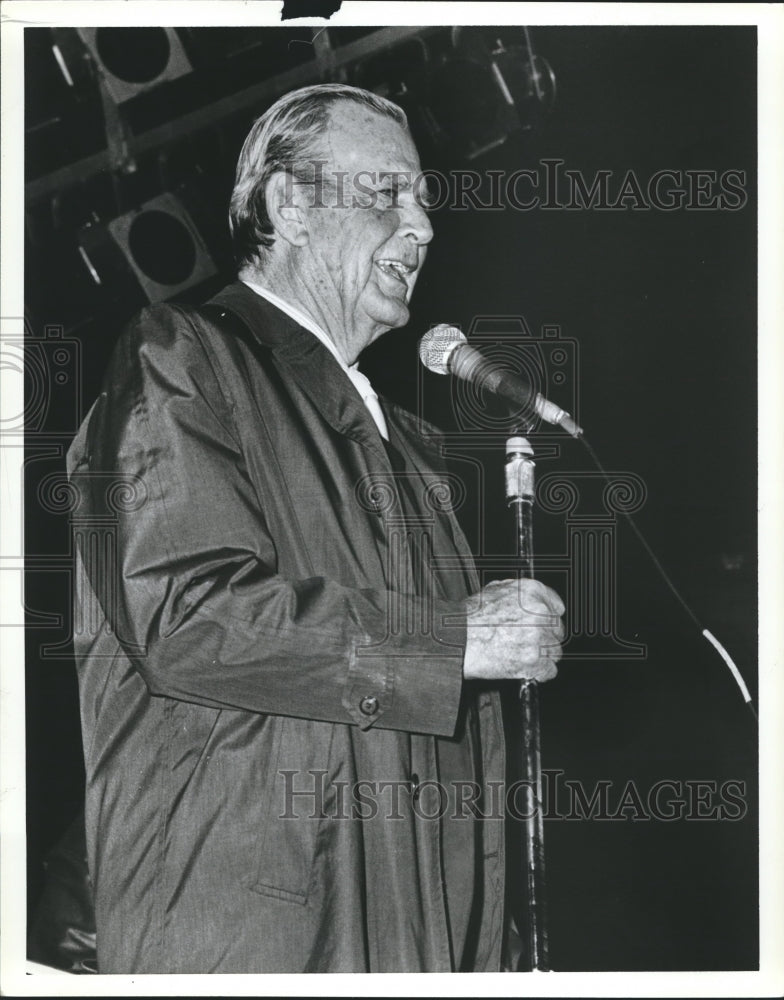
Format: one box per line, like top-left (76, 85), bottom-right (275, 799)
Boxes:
top-left (464, 619), bottom-right (562, 678)
top-left (476, 577), bottom-right (565, 614)
top-left (524, 654), bottom-right (559, 683)
top-left (468, 579), bottom-right (565, 630)
top-left (542, 585), bottom-right (566, 618)
top-left (535, 657), bottom-right (559, 682)
top-left (541, 639), bottom-right (562, 671)
top-left (517, 636), bottom-right (561, 683)
top-left (463, 578), bottom-right (566, 683)
top-left (521, 578), bottom-right (565, 617)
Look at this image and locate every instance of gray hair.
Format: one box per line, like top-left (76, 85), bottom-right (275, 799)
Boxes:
top-left (229, 83), bottom-right (408, 270)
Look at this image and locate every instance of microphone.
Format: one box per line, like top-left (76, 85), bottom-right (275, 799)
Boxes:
top-left (419, 324), bottom-right (583, 438)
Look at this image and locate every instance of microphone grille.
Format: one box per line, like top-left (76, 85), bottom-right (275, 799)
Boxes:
top-left (418, 324), bottom-right (466, 375)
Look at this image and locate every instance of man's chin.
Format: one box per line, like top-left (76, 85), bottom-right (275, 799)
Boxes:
top-left (367, 299), bottom-right (410, 336)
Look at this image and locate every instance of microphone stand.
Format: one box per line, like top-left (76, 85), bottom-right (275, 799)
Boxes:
top-left (505, 435), bottom-right (550, 972)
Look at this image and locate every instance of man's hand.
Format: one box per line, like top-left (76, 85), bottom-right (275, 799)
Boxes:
top-left (463, 579), bottom-right (565, 682)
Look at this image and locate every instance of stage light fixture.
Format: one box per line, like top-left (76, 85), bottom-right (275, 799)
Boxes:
top-left (78, 192), bottom-right (218, 304)
top-left (424, 28), bottom-right (556, 159)
top-left (76, 27), bottom-right (192, 104)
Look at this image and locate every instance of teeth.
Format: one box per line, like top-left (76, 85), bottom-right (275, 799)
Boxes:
top-left (377, 259), bottom-right (413, 279)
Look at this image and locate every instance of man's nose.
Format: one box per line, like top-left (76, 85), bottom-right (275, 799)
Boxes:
top-left (399, 198), bottom-right (434, 246)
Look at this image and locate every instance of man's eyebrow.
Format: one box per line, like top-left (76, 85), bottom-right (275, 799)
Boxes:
top-left (376, 170), bottom-right (410, 185)
top-left (373, 170), bottom-right (437, 207)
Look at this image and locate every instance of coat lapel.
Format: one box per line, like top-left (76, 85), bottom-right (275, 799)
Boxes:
top-left (208, 281), bottom-right (388, 458)
top-left (207, 283), bottom-right (478, 597)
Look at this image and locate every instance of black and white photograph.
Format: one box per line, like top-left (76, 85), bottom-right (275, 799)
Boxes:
top-left (1, 1), bottom-right (782, 995)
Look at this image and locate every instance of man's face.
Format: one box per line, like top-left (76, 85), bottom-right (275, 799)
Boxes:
top-left (296, 102), bottom-right (434, 363)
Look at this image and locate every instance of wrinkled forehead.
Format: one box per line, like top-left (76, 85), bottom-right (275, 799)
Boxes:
top-left (317, 100), bottom-right (422, 175)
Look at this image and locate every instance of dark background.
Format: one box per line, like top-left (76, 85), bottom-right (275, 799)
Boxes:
top-left (24, 25), bottom-right (757, 971)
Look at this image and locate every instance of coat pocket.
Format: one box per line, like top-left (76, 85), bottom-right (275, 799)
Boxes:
top-left (249, 717), bottom-right (334, 905)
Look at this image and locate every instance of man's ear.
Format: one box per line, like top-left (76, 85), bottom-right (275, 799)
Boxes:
top-left (265, 171), bottom-right (309, 248)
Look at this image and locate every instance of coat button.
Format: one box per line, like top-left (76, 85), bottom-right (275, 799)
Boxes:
top-left (410, 773), bottom-right (420, 800)
top-left (359, 694), bottom-right (379, 716)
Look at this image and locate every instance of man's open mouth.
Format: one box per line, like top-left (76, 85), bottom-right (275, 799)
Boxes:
top-left (375, 259), bottom-right (416, 286)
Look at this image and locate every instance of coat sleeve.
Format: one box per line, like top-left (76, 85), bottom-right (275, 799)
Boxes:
top-left (67, 305), bottom-right (467, 737)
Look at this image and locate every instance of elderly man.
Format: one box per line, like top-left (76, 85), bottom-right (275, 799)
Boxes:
top-left (67, 83), bottom-right (564, 973)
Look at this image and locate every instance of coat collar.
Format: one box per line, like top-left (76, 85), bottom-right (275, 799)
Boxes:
top-left (208, 282), bottom-right (446, 462)
top-left (209, 281), bottom-right (387, 456)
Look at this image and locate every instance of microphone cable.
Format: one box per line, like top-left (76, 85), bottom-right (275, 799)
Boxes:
top-left (419, 323), bottom-right (757, 721)
top-left (576, 432), bottom-right (757, 722)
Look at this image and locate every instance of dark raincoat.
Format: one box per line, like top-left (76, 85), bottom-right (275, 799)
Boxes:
top-left (67, 282), bottom-right (507, 973)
